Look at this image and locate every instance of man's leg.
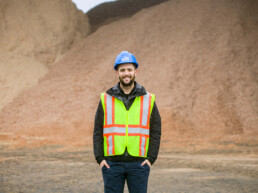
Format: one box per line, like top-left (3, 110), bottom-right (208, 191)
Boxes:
top-left (102, 161), bottom-right (126, 193)
top-left (126, 161), bottom-right (150, 193)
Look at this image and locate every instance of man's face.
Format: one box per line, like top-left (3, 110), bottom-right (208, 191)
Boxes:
top-left (116, 63), bottom-right (137, 87)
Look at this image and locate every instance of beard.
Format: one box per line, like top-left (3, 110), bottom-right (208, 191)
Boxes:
top-left (119, 74), bottom-right (135, 87)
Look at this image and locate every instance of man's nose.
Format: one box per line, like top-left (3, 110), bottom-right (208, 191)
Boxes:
top-left (124, 70), bottom-right (130, 75)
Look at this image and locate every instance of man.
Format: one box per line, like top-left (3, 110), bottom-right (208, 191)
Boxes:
top-left (93, 51), bottom-right (161, 193)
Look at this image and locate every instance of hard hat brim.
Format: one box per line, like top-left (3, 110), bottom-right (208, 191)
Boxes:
top-left (114, 62), bottom-right (138, 71)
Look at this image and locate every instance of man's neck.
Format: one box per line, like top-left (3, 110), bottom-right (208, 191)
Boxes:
top-left (120, 82), bottom-right (135, 94)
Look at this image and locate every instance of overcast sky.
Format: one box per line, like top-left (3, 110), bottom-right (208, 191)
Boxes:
top-left (71, 0), bottom-right (117, 13)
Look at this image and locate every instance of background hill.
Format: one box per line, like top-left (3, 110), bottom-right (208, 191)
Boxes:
top-left (0, 0), bottom-right (257, 149)
top-left (87, 0), bottom-right (170, 32)
top-left (0, 0), bottom-right (90, 111)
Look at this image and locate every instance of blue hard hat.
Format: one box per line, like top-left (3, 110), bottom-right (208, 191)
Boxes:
top-left (114, 51), bottom-right (138, 70)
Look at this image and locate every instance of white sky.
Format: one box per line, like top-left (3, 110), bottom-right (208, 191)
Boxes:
top-left (71, 0), bottom-right (117, 13)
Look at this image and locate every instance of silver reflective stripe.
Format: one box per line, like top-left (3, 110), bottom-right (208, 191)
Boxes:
top-left (142, 93), bottom-right (150, 126)
top-left (106, 94), bottom-right (113, 125)
top-left (141, 137), bottom-right (146, 156)
top-left (108, 135), bottom-right (113, 155)
top-left (104, 127), bottom-right (126, 134)
top-left (128, 127), bottom-right (149, 135)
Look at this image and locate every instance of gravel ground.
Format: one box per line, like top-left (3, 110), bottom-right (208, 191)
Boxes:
top-left (0, 146), bottom-right (257, 193)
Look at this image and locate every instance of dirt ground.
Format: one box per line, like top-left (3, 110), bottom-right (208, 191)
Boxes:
top-left (0, 145), bottom-right (257, 193)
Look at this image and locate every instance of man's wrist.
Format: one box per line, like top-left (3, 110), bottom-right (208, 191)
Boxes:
top-left (96, 157), bottom-right (104, 164)
top-left (147, 157), bottom-right (155, 165)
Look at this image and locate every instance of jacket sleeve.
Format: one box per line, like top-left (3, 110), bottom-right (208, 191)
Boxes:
top-left (93, 100), bottom-right (105, 164)
top-left (147, 101), bottom-right (161, 165)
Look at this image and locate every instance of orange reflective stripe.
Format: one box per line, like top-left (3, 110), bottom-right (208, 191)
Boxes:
top-left (106, 135), bottom-right (115, 155)
top-left (104, 124), bottom-right (126, 128)
top-left (139, 93), bottom-right (151, 157)
top-left (104, 133), bottom-right (126, 137)
top-left (143, 136), bottom-right (147, 156)
top-left (106, 94), bottom-right (113, 125)
top-left (106, 134), bottom-right (110, 155)
top-left (140, 95), bottom-right (144, 125)
top-left (128, 124), bottom-right (149, 129)
top-left (104, 93), bottom-right (107, 125)
top-left (139, 136), bottom-right (142, 156)
top-left (146, 93), bottom-right (152, 127)
top-left (127, 133), bottom-right (149, 137)
top-left (112, 96), bottom-right (115, 124)
top-left (141, 92), bottom-right (152, 127)
top-left (139, 136), bottom-right (147, 156)
top-left (112, 135), bottom-right (115, 155)
top-left (104, 94), bottom-right (115, 126)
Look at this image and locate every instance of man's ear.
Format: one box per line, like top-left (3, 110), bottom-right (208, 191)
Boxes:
top-left (135, 69), bottom-right (137, 77)
top-left (116, 70), bottom-right (119, 76)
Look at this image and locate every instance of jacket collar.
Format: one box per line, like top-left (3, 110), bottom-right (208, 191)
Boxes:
top-left (106, 82), bottom-right (147, 100)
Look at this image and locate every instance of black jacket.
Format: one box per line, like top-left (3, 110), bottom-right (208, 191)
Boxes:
top-left (93, 82), bottom-right (161, 165)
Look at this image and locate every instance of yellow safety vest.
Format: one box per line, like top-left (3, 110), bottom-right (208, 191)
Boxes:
top-left (101, 92), bottom-right (155, 157)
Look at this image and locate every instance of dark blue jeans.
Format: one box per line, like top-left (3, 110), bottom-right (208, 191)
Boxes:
top-left (102, 161), bottom-right (150, 193)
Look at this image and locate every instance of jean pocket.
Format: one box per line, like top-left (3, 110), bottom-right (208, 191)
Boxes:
top-left (140, 163), bottom-right (150, 170)
top-left (144, 164), bottom-right (150, 169)
top-left (102, 165), bottom-right (109, 172)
